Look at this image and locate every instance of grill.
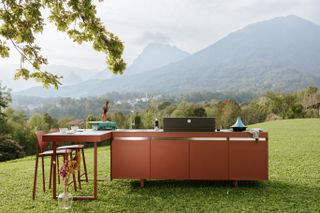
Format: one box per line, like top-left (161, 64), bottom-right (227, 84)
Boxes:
top-left (163, 118), bottom-right (215, 132)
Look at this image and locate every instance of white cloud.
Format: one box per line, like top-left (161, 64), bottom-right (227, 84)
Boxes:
top-left (134, 32), bottom-right (172, 45)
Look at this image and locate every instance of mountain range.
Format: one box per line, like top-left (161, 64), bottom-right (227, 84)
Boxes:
top-left (15, 15), bottom-right (320, 98)
top-left (126, 43), bottom-right (190, 75)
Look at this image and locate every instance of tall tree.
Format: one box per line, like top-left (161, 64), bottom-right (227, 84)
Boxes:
top-left (219, 99), bottom-right (241, 129)
top-left (0, 0), bottom-right (126, 88)
top-left (0, 85), bottom-right (26, 160)
top-left (267, 92), bottom-right (301, 119)
top-left (5, 108), bottom-right (34, 155)
top-left (0, 83), bottom-right (11, 133)
top-left (110, 112), bottom-right (128, 129)
top-left (193, 107), bottom-right (207, 117)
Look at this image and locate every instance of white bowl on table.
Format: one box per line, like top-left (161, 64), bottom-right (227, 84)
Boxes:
top-left (59, 128), bottom-right (68, 134)
top-left (71, 126), bottom-right (79, 131)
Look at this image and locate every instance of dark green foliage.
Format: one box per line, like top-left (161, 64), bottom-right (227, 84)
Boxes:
top-left (206, 99), bottom-right (242, 129)
top-left (181, 91), bottom-right (256, 103)
top-left (86, 114), bottom-right (100, 128)
top-left (1, 86), bottom-right (71, 158)
top-left (304, 109), bottom-right (320, 118)
top-left (5, 108), bottom-right (35, 155)
top-left (132, 113), bottom-right (143, 129)
top-left (305, 86), bottom-right (318, 95)
top-left (27, 95), bottom-right (146, 119)
top-left (43, 113), bottom-right (58, 129)
top-left (241, 100), bottom-right (268, 125)
top-left (158, 101), bottom-right (171, 111)
top-left (110, 112), bottom-right (128, 129)
top-left (141, 108), bottom-right (156, 129)
top-left (0, 83), bottom-right (11, 134)
top-left (192, 107), bottom-right (207, 117)
top-left (267, 92), bottom-right (305, 119)
top-left (287, 103), bottom-right (304, 119)
top-left (0, 136), bottom-right (25, 161)
top-left (219, 100), bottom-right (241, 129)
top-left (171, 102), bottom-right (196, 117)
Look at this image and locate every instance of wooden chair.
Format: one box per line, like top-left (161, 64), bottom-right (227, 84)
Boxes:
top-left (32, 131), bottom-right (73, 200)
top-left (50, 128), bottom-right (89, 190)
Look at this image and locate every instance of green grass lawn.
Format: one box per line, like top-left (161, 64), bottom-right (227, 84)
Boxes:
top-left (1, 119), bottom-right (320, 212)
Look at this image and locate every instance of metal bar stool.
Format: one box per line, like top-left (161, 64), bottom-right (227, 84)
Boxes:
top-left (32, 131), bottom-right (74, 200)
top-left (50, 129), bottom-right (89, 189)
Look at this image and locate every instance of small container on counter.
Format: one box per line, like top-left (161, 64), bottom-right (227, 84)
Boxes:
top-left (154, 118), bottom-right (159, 131)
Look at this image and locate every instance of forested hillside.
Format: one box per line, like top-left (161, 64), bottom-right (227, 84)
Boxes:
top-left (2, 83), bottom-right (320, 161)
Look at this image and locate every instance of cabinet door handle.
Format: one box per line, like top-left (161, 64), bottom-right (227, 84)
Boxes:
top-left (151, 137), bottom-right (227, 141)
top-left (113, 137), bottom-right (149, 141)
top-left (229, 138), bottom-right (266, 142)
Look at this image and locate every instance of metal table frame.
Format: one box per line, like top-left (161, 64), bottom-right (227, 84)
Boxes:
top-left (43, 130), bottom-right (112, 200)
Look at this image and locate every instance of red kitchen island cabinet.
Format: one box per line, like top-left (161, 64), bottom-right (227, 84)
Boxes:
top-left (151, 139), bottom-right (189, 179)
top-left (111, 137), bottom-right (150, 179)
top-left (190, 140), bottom-right (229, 180)
top-left (229, 139), bottom-right (268, 180)
top-left (111, 130), bottom-right (268, 187)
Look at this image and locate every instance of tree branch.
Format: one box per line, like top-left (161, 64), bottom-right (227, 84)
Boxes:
top-left (9, 39), bottom-right (35, 68)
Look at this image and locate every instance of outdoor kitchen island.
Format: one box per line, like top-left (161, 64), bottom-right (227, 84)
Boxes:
top-left (110, 129), bottom-right (268, 187)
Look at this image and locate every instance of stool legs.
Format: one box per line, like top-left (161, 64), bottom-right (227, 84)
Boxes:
top-left (57, 155), bottom-right (60, 184)
top-left (32, 156), bottom-right (47, 199)
top-left (33, 149), bottom-right (87, 200)
top-left (81, 148), bottom-right (89, 182)
top-left (32, 156), bottom-right (39, 200)
top-left (41, 156), bottom-right (45, 192)
top-left (49, 156), bottom-right (53, 189)
top-left (70, 152), bottom-right (77, 192)
top-left (33, 153), bottom-right (80, 200)
top-left (77, 169), bottom-right (82, 189)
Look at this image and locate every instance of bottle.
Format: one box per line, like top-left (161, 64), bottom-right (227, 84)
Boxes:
top-left (154, 118), bottom-right (159, 131)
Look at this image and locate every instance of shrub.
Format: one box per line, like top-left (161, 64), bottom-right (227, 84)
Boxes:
top-left (0, 136), bottom-right (25, 161)
top-left (193, 107), bottom-right (207, 117)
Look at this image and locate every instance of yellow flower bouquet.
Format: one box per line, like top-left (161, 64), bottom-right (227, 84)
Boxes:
top-left (58, 151), bottom-right (81, 209)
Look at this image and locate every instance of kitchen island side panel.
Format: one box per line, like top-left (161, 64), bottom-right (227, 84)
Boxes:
top-left (229, 140), bottom-right (268, 180)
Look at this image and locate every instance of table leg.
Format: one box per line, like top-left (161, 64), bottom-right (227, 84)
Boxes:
top-left (94, 142), bottom-right (97, 199)
top-left (140, 179), bottom-right (145, 188)
top-left (52, 142), bottom-right (57, 199)
top-left (233, 180), bottom-right (238, 188)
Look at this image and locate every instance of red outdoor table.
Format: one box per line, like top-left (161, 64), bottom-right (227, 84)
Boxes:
top-left (43, 130), bottom-right (112, 200)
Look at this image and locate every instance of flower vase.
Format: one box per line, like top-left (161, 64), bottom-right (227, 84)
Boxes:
top-left (58, 183), bottom-right (73, 210)
top-left (101, 113), bottom-right (107, 122)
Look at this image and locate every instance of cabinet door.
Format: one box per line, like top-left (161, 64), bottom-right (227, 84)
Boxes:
top-left (190, 140), bottom-right (228, 180)
top-left (151, 140), bottom-right (189, 179)
top-left (229, 140), bottom-right (268, 180)
top-left (111, 138), bottom-right (150, 179)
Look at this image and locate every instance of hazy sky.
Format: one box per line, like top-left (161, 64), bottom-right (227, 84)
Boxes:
top-left (1, 0), bottom-right (320, 90)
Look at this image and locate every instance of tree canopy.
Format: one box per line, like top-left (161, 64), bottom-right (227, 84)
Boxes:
top-left (0, 0), bottom-right (126, 88)
top-left (0, 83), bottom-right (11, 133)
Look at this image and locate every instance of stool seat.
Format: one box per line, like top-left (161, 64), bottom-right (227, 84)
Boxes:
top-left (57, 144), bottom-right (85, 150)
top-left (39, 149), bottom-right (72, 156)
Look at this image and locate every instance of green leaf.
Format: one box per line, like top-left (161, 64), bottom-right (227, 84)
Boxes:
top-left (1, 0), bottom-right (126, 89)
top-left (14, 68), bottom-right (30, 80)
